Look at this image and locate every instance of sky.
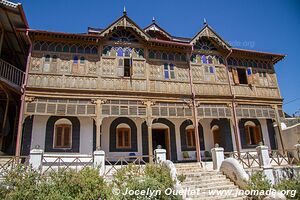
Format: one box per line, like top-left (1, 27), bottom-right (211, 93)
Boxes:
top-left (17, 0), bottom-right (300, 116)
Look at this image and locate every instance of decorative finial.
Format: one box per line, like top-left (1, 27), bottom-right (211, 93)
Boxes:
top-left (203, 18), bottom-right (207, 25)
top-left (123, 6), bottom-right (127, 15)
top-left (152, 16), bottom-right (156, 23)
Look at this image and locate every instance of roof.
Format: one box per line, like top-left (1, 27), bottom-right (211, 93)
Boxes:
top-left (24, 11), bottom-right (285, 63)
top-left (0, 0), bottom-right (30, 69)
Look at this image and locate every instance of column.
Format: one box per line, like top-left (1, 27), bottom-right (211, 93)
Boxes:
top-left (143, 100), bottom-right (154, 162)
top-left (211, 144), bottom-right (224, 171)
top-left (273, 105), bottom-right (285, 151)
top-left (154, 147), bottom-right (166, 163)
top-left (29, 145), bottom-right (44, 171)
top-left (256, 144), bottom-right (274, 184)
top-left (93, 150), bottom-right (105, 176)
top-left (92, 99), bottom-right (105, 150)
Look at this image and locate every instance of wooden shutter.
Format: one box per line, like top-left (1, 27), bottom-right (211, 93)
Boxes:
top-left (117, 58), bottom-right (124, 76)
top-left (247, 67), bottom-right (253, 85)
top-left (232, 67), bottom-right (239, 84)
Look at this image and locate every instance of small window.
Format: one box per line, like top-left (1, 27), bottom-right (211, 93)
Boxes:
top-left (80, 56), bottom-right (85, 64)
top-left (116, 128), bottom-right (131, 148)
top-left (164, 63), bottom-right (175, 80)
top-left (52, 55), bottom-right (57, 62)
top-left (237, 68), bottom-right (248, 84)
top-left (45, 55), bottom-right (50, 62)
top-left (73, 56), bottom-right (78, 64)
top-left (191, 54), bottom-right (196, 63)
top-left (164, 64), bottom-right (169, 79)
top-left (54, 122), bottom-right (72, 149)
top-left (186, 129), bottom-right (196, 148)
top-left (124, 58), bottom-right (131, 77)
top-left (209, 66), bottom-right (214, 73)
top-left (63, 45), bottom-right (69, 52)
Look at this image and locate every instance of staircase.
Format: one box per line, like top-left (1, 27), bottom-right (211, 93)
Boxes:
top-left (175, 163), bottom-right (246, 200)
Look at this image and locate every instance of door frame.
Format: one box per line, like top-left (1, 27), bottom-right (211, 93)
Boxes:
top-left (152, 128), bottom-right (171, 160)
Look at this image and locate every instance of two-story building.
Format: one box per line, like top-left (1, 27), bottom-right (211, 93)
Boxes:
top-left (17, 10), bottom-right (285, 162)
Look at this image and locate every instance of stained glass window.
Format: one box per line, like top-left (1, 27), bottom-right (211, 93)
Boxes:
top-left (73, 56), bottom-right (78, 64)
top-left (109, 29), bottom-right (138, 42)
top-left (201, 55), bottom-right (207, 64)
top-left (117, 48), bottom-right (123, 57)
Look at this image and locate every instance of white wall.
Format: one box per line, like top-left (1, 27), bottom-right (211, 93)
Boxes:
top-left (30, 116), bottom-right (93, 154)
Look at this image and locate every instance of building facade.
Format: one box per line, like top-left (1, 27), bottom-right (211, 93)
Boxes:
top-left (19, 11), bottom-right (285, 162)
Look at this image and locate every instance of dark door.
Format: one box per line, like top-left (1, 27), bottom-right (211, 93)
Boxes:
top-left (152, 129), bottom-right (170, 159)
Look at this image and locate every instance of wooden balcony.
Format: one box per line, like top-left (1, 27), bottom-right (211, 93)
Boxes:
top-left (0, 59), bottom-right (25, 93)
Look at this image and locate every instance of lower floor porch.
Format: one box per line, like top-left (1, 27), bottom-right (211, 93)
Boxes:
top-left (21, 115), bottom-right (279, 162)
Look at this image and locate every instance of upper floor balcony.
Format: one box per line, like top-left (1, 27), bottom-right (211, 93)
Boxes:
top-left (0, 59), bottom-right (25, 93)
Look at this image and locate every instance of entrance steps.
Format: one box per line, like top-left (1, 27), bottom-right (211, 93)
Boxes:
top-left (175, 162), bottom-right (246, 200)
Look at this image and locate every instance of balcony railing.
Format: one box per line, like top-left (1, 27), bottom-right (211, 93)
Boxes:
top-left (0, 59), bottom-right (25, 89)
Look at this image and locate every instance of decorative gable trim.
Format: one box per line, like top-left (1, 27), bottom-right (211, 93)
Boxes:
top-left (191, 25), bottom-right (231, 51)
top-left (99, 15), bottom-right (149, 41)
top-left (144, 23), bottom-right (172, 40)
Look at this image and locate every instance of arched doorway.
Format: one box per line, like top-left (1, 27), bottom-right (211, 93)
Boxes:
top-left (151, 123), bottom-right (170, 160)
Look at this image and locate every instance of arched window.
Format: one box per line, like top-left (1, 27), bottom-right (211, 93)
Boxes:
top-left (155, 52), bottom-right (161, 60)
top-left (162, 53), bottom-right (168, 60)
top-left (169, 53), bottom-right (174, 61)
top-left (80, 56), bottom-right (85, 64)
top-left (175, 53), bottom-right (181, 61)
top-left (33, 43), bottom-right (41, 51)
top-left (78, 46), bottom-right (84, 54)
top-left (70, 45), bottom-right (77, 53)
top-left (244, 121), bottom-right (262, 146)
top-left (55, 44), bottom-right (62, 52)
top-left (149, 51), bottom-right (155, 59)
top-left (186, 125), bottom-right (196, 148)
top-left (116, 123), bottom-right (131, 148)
top-left (73, 56), bottom-right (78, 64)
top-left (63, 45), bottom-right (69, 52)
top-left (41, 42), bottom-right (48, 51)
top-left (91, 46), bottom-right (98, 54)
top-left (48, 43), bottom-right (56, 52)
top-left (85, 46), bottom-right (91, 54)
top-left (54, 118), bottom-right (72, 149)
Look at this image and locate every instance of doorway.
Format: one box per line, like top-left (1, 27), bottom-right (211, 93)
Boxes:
top-left (152, 128), bottom-right (170, 160)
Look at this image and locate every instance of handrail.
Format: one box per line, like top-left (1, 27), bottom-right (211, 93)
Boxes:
top-left (0, 59), bottom-right (25, 87)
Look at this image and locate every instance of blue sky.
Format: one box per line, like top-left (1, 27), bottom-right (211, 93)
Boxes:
top-left (18, 0), bottom-right (300, 115)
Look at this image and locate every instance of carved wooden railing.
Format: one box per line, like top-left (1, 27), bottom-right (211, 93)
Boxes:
top-left (224, 151), bottom-right (260, 168)
top-left (0, 156), bottom-right (29, 177)
top-left (41, 155), bottom-right (93, 174)
top-left (233, 84), bottom-right (280, 98)
top-left (104, 155), bottom-right (154, 176)
top-left (0, 59), bottom-right (25, 88)
top-left (269, 149), bottom-right (300, 167)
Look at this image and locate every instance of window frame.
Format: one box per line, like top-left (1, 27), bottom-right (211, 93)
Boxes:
top-left (244, 124), bottom-right (262, 146)
top-left (186, 128), bottom-right (196, 148)
top-left (116, 127), bottom-right (131, 149)
top-left (236, 67), bottom-right (248, 84)
top-left (53, 123), bottom-right (72, 149)
top-left (164, 63), bottom-right (175, 80)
